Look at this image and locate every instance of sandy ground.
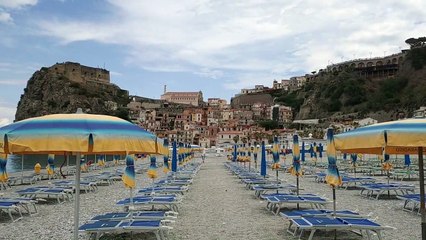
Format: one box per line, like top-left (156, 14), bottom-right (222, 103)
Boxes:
top-left (0, 155), bottom-right (421, 239)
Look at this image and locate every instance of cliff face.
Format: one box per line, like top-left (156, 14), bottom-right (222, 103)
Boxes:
top-left (15, 66), bottom-right (130, 121)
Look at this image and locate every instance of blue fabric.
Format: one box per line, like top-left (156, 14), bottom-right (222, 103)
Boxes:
top-left (261, 142), bottom-right (267, 176)
top-left (233, 144), bottom-right (237, 162)
top-left (301, 141), bottom-right (305, 162)
top-left (405, 154), bottom-right (411, 166)
top-left (172, 141), bottom-right (177, 172)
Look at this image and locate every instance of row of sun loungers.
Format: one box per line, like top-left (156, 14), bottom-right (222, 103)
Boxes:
top-left (226, 162), bottom-right (392, 240)
top-left (79, 162), bottom-right (202, 240)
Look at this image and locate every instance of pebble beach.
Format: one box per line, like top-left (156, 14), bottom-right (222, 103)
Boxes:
top-left (0, 155), bottom-right (421, 240)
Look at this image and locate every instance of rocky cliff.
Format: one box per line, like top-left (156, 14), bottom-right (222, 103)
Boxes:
top-left (15, 66), bottom-right (130, 121)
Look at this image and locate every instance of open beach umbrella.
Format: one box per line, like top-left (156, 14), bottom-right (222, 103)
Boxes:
top-left (0, 153), bottom-right (8, 183)
top-left (290, 134), bottom-right (302, 197)
top-left (0, 111), bottom-right (161, 240)
top-left (301, 141), bottom-right (306, 162)
top-left (172, 141), bottom-right (178, 172)
top-left (333, 118), bottom-right (426, 239)
top-left (325, 128), bottom-right (342, 216)
top-left (260, 141), bottom-right (267, 177)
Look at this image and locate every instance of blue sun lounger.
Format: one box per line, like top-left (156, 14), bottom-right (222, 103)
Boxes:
top-left (359, 183), bottom-right (415, 200)
top-left (287, 216), bottom-right (392, 240)
top-left (340, 177), bottom-right (376, 190)
top-left (16, 186), bottom-right (73, 203)
top-left (280, 209), bottom-right (361, 219)
top-left (79, 219), bottom-right (172, 240)
top-left (117, 195), bottom-right (181, 212)
top-left (155, 179), bottom-right (192, 186)
top-left (53, 180), bottom-right (98, 193)
top-left (252, 184), bottom-right (297, 198)
top-left (138, 186), bottom-right (189, 195)
top-left (397, 194), bottom-right (426, 214)
top-left (90, 211), bottom-right (178, 221)
top-left (264, 194), bottom-right (329, 214)
top-left (0, 201), bottom-right (23, 222)
top-left (0, 197), bottom-right (38, 216)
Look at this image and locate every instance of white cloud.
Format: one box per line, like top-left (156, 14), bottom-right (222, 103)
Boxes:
top-left (0, 118), bottom-right (11, 127)
top-left (0, 79), bottom-right (26, 85)
top-left (0, 0), bottom-right (37, 9)
top-left (0, 11), bottom-right (11, 23)
top-left (0, 105), bottom-right (16, 126)
top-left (33, 0), bottom-right (426, 85)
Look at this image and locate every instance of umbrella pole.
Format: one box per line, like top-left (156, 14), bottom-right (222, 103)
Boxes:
top-left (21, 155), bottom-right (24, 184)
top-left (333, 186), bottom-right (336, 217)
top-left (73, 153), bottom-right (81, 240)
top-left (296, 175), bottom-right (300, 210)
top-left (418, 147), bottom-right (426, 240)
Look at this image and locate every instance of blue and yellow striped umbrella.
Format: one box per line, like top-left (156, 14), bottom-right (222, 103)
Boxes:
top-left (260, 141), bottom-right (267, 177)
top-left (0, 153), bottom-right (8, 182)
top-left (272, 137), bottom-right (280, 169)
top-left (290, 135), bottom-right (302, 176)
top-left (350, 154), bottom-right (357, 167)
top-left (47, 154), bottom-right (55, 175)
top-left (0, 113), bottom-right (160, 155)
top-left (325, 128), bottom-right (342, 187)
top-left (382, 153), bottom-right (392, 171)
top-left (163, 139), bottom-right (170, 173)
top-left (122, 155), bottom-right (135, 189)
top-left (148, 155), bottom-right (158, 179)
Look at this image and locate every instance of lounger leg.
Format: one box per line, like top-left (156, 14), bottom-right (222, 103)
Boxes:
top-left (307, 229), bottom-right (316, 240)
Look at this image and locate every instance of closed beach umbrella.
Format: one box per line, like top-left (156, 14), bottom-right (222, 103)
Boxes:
top-left (290, 134), bottom-right (302, 198)
top-left (343, 153), bottom-right (347, 161)
top-left (272, 136), bottom-right (280, 169)
top-left (0, 153), bottom-right (8, 183)
top-left (148, 155), bottom-right (158, 179)
top-left (233, 144), bottom-right (237, 162)
top-left (334, 118), bottom-right (426, 238)
top-left (172, 141), bottom-right (178, 172)
top-left (260, 141), bottom-right (267, 177)
top-left (163, 139), bottom-right (170, 173)
top-left (34, 162), bottom-right (41, 175)
top-left (0, 111), bottom-right (161, 240)
top-left (301, 141), bottom-right (306, 162)
top-left (325, 128), bottom-right (342, 216)
top-left (350, 153), bottom-right (358, 177)
top-left (310, 144), bottom-right (314, 158)
top-left (405, 154), bottom-right (411, 167)
top-left (80, 155), bottom-right (87, 172)
top-left (318, 143), bottom-right (323, 158)
top-left (382, 153), bottom-right (392, 171)
top-left (122, 154), bottom-right (135, 210)
top-left (47, 154), bottom-right (55, 178)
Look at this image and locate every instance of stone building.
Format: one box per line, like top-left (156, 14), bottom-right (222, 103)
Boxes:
top-left (160, 91), bottom-right (203, 106)
top-left (272, 79), bottom-right (290, 91)
top-left (288, 76), bottom-right (307, 91)
top-left (48, 62), bottom-right (110, 84)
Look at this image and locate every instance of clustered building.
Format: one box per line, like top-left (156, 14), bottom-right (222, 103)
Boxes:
top-left (128, 90), bottom-right (294, 148)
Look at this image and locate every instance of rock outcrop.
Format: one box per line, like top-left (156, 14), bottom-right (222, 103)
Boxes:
top-left (15, 64), bottom-right (130, 121)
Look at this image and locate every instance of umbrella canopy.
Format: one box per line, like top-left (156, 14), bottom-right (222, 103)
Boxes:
top-left (318, 143), bottom-right (323, 158)
top-left (172, 141), bottom-right (178, 172)
top-left (148, 155), bottom-right (158, 179)
top-left (0, 153), bottom-right (8, 182)
top-left (301, 141), bottom-right (305, 162)
top-left (47, 154), bottom-right (55, 176)
top-left (325, 129), bottom-right (342, 187)
top-left (260, 141), bottom-right (267, 177)
top-left (272, 137), bottom-right (280, 169)
top-left (122, 155), bottom-right (136, 188)
top-left (163, 139), bottom-right (170, 173)
top-left (233, 144), bottom-right (237, 162)
top-left (290, 135), bottom-right (302, 176)
top-left (0, 112), bottom-right (161, 240)
top-left (350, 154), bottom-right (358, 167)
top-left (0, 113), bottom-right (159, 155)
top-left (383, 153), bottom-right (393, 171)
top-left (334, 118), bottom-right (426, 238)
top-left (34, 162), bottom-right (41, 175)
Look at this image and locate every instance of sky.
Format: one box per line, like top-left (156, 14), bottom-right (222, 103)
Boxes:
top-left (0, 0), bottom-right (425, 126)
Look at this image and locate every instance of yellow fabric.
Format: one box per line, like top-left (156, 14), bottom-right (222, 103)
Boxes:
top-left (272, 163), bottom-right (280, 169)
top-left (34, 163), bottom-right (41, 174)
top-left (382, 162), bottom-right (393, 171)
top-left (147, 169), bottom-right (158, 179)
top-left (46, 166), bottom-right (54, 175)
top-left (325, 175), bottom-right (343, 187)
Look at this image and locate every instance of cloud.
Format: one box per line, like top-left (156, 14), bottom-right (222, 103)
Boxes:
top-left (0, 79), bottom-right (26, 85)
top-left (0, 0), bottom-right (38, 9)
top-left (0, 118), bottom-right (11, 127)
top-left (32, 0), bottom-right (426, 86)
top-left (0, 11), bottom-right (11, 23)
top-left (0, 105), bottom-right (16, 126)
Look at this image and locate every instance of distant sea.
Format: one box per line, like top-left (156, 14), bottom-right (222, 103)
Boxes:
top-left (6, 154), bottom-right (118, 173)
